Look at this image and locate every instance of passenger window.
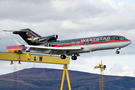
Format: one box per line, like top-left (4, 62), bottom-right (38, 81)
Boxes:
top-left (119, 37), bottom-right (123, 40)
top-left (116, 37), bottom-right (119, 40)
top-left (111, 37), bottom-right (115, 40)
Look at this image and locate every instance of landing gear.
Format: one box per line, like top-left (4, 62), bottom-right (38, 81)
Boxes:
top-left (116, 50), bottom-right (120, 54)
top-left (60, 55), bottom-right (66, 59)
top-left (60, 54), bottom-right (78, 60)
top-left (71, 56), bottom-right (77, 60)
top-left (115, 48), bottom-right (120, 54)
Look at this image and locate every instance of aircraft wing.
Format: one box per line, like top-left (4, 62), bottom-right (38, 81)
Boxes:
top-left (25, 45), bottom-right (83, 55)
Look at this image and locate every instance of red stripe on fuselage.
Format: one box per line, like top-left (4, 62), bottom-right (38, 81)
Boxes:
top-left (53, 39), bottom-right (130, 47)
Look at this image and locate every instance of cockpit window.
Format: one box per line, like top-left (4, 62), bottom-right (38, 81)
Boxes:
top-left (119, 37), bottom-right (123, 40)
top-left (111, 36), bottom-right (126, 40)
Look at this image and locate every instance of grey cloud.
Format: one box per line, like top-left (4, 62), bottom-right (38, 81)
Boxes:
top-left (110, 63), bottom-right (124, 73)
top-left (75, 0), bottom-right (114, 17)
top-left (0, 0), bottom-right (50, 4)
top-left (0, 0), bottom-right (114, 22)
top-left (0, 0), bottom-right (135, 32)
top-left (0, 1), bottom-right (52, 22)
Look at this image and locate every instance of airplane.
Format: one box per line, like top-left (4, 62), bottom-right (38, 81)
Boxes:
top-left (4, 28), bottom-right (132, 60)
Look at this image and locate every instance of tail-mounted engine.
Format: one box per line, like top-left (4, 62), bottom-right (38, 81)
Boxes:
top-left (39, 34), bottom-right (58, 43)
top-left (12, 28), bottom-right (58, 45)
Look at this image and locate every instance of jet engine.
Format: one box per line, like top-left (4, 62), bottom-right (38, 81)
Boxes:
top-left (39, 34), bottom-right (58, 43)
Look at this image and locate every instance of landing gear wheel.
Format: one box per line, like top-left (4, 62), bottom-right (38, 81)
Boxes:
top-left (60, 55), bottom-right (66, 59)
top-left (116, 50), bottom-right (120, 54)
top-left (71, 56), bottom-right (77, 60)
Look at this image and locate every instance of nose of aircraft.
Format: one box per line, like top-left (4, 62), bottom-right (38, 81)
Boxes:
top-left (122, 39), bottom-right (132, 48)
top-left (127, 39), bottom-right (132, 45)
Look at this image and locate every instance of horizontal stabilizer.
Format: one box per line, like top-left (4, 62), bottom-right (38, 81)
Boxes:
top-left (3, 30), bottom-right (15, 32)
top-left (15, 40), bottom-right (22, 46)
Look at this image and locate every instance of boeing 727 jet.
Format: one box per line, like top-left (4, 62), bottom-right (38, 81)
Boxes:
top-left (4, 28), bottom-right (131, 60)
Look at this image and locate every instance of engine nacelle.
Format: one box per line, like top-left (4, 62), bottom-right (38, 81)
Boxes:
top-left (38, 34), bottom-right (58, 43)
top-left (46, 34), bottom-right (58, 42)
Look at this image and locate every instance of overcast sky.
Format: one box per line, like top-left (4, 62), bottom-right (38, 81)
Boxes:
top-left (0, 0), bottom-right (135, 77)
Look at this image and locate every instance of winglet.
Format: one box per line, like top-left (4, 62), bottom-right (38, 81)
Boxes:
top-left (15, 40), bottom-right (22, 46)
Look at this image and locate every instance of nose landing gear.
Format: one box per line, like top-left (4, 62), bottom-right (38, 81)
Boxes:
top-left (116, 50), bottom-right (120, 54)
top-left (115, 48), bottom-right (120, 54)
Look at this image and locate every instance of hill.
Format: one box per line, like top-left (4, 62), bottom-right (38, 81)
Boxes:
top-left (0, 68), bottom-right (135, 90)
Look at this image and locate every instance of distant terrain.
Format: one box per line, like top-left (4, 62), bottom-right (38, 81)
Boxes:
top-left (0, 68), bottom-right (135, 90)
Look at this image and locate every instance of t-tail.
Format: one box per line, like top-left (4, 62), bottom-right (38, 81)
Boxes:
top-left (13, 28), bottom-right (41, 45)
top-left (12, 28), bottom-right (58, 45)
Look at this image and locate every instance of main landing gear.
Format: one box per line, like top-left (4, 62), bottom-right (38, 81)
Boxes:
top-left (60, 55), bottom-right (77, 60)
top-left (60, 55), bottom-right (66, 59)
top-left (71, 55), bottom-right (77, 60)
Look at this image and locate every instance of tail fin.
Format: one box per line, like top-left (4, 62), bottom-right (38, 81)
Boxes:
top-left (13, 28), bottom-right (41, 45)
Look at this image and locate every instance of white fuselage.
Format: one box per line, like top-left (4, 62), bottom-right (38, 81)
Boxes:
top-left (67, 40), bottom-right (131, 54)
top-left (29, 35), bottom-right (131, 56)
